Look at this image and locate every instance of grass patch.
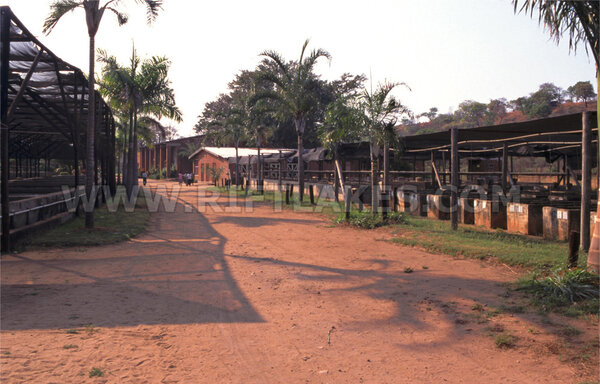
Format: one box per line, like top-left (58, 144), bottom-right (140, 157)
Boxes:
top-left (495, 332), bottom-right (516, 348)
top-left (403, 267), bottom-right (414, 273)
top-left (65, 329), bottom-right (79, 334)
top-left (554, 325), bottom-right (582, 337)
top-left (389, 215), bottom-right (582, 269)
top-left (334, 210), bottom-right (406, 229)
top-left (89, 367), bottom-right (104, 378)
top-left (63, 344), bottom-right (78, 349)
top-left (21, 195), bottom-right (150, 249)
top-left (517, 268), bottom-right (600, 317)
top-left (207, 186), bottom-right (346, 213)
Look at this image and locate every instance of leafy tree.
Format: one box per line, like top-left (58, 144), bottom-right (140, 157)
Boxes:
top-left (207, 165), bottom-right (224, 186)
top-left (419, 107), bottom-right (438, 122)
top-left (487, 98), bottom-right (509, 124)
top-left (456, 100), bottom-right (488, 127)
top-left (44, 0), bottom-right (162, 228)
top-left (359, 81), bottom-right (410, 213)
top-left (513, 83), bottom-right (565, 118)
top-left (98, 47), bottom-right (181, 192)
top-left (257, 39), bottom-right (331, 201)
top-left (567, 81), bottom-right (597, 106)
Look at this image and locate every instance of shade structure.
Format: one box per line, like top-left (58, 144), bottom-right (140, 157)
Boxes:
top-left (402, 112), bottom-right (598, 162)
top-left (1, 6), bottom-right (116, 250)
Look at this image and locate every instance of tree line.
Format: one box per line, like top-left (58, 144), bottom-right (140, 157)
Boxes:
top-left (403, 81), bottom-right (596, 136)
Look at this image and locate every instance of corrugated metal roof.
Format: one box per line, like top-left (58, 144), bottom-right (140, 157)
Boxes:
top-left (189, 147), bottom-right (293, 160)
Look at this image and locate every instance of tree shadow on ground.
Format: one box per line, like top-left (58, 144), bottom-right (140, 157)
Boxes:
top-left (1, 201), bottom-right (263, 330)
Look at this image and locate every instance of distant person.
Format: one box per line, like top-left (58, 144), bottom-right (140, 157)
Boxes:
top-left (178, 172), bottom-right (183, 185)
top-left (141, 170), bottom-right (148, 186)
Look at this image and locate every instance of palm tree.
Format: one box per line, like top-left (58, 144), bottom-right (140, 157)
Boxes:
top-left (98, 47), bottom-right (181, 193)
top-left (203, 102), bottom-right (246, 188)
top-left (359, 81), bottom-right (410, 214)
top-left (44, 0), bottom-right (162, 228)
top-left (257, 39), bottom-right (331, 201)
top-left (513, 0), bottom-right (599, 264)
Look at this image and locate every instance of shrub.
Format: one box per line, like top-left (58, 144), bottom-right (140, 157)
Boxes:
top-left (495, 332), bottom-right (516, 348)
top-left (517, 268), bottom-right (599, 316)
top-left (518, 268), bottom-right (599, 304)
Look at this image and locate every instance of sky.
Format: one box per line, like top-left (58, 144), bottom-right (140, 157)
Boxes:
top-left (2, 0), bottom-right (597, 137)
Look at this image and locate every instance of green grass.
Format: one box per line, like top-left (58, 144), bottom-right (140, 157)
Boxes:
top-left (88, 367), bottom-right (104, 378)
top-left (495, 332), bottom-right (517, 348)
top-left (207, 186), bottom-right (345, 213)
top-left (389, 215), bottom-right (581, 269)
top-left (333, 210), bottom-right (406, 229)
top-left (517, 268), bottom-right (600, 317)
top-left (63, 344), bottom-right (78, 349)
top-left (20, 196), bottom-right (150, 249)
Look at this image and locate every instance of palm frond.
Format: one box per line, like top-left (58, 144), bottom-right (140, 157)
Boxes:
top-left (135, 0), bottom-right (163, 23)
top-left (259, 50), bottom-right (292, 81)
top-left (298, 38), bottom-right (310, 64)
top-left (105, 6), bottom-right (128, 25)
top-left (43, 0), bottom-right (82, 34)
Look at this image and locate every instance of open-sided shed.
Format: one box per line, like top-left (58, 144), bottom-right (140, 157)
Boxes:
top-left (1, 6), bottom-right (116, 250)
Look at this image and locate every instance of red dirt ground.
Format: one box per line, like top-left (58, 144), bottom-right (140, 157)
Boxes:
top-left (1, 180), bottom-right (598, 383)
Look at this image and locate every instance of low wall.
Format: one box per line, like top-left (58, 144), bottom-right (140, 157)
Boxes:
top-left (473, 199), bottom-right (507, 229)
top-left (1, 188), bottom-right (86, 240)
top-left (507, 203), bottom-right (544, 236)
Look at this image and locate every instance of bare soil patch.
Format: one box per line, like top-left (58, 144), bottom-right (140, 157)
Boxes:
top-left (2, 181), bottom-right (598, 383)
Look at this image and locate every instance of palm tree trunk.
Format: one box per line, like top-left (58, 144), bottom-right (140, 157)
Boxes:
top-left (235, 144), bottom-right (239, 189)
top-left (297, 133), bottom-right (304, 202)
top-left (132, 111), bottom-right (139, 186)
top-left (370, 141), bottom-right (378, 214)
top-left (383, 142), bottom-right (390, 215)
top-left (85, 34), bottom-right (96, 228)
top-left (126, 108), bottom-right (134, 193)
top-left (589, 64), bottom-right (600, 272)
top-left (257, 138), bottom-right (262, 194)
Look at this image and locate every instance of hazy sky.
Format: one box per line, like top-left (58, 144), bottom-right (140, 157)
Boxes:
top-left (3, 0), bottom-right (597, 137)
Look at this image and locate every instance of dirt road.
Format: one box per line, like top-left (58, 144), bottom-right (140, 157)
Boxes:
top-left (1, 181), bottom-right (597, 383)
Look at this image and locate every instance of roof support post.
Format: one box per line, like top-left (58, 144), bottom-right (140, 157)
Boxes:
top-left (502, 143), bottom-right (508, 194)
top-left (1, 7), bottom-right (11, 251)
top-left (581, 111), bottom-right (592, 252)
top-left (450, 125), bottom-right (459, 231)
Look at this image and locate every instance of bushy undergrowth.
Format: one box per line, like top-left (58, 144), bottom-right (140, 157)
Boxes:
top-left (517, 268), bottom-right (600, 316)
top-left (334, 211), bottom-right (406, 229)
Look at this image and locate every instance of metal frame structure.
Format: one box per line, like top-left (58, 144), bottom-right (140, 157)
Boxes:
top-left (0, 6), bottom-right (116, 251)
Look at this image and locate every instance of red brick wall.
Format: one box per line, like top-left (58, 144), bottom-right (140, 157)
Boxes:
top-left (192, 151), bottom-right (229, 185)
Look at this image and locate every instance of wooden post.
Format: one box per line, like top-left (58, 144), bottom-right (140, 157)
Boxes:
top-left (502, 143), bottom-right (508, 194)
top-left (309, 184), bottom-right (315, 205)
top-left (285, 184), bottom-right (290, 205)
top-left (451, 125), bottom-right (459, 230)
top-left (442, 151), bottom-right (447, 185)
top-left (568, 231), bottom-right (580, 268)
top-left (581, 112), bottom-right (591, 251)
top-left (1, 8), bottom-right (11, 251)
top-left (278, 150), bottom-right (282, 187)
top-left (345, 187), bottom-right (351, 221)
top-left (565, 155), bottom-right (570, 188)
top-left (430, 151), bottom-right (435, 188)
top-left (289, 184), bottom-right (294, 199)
